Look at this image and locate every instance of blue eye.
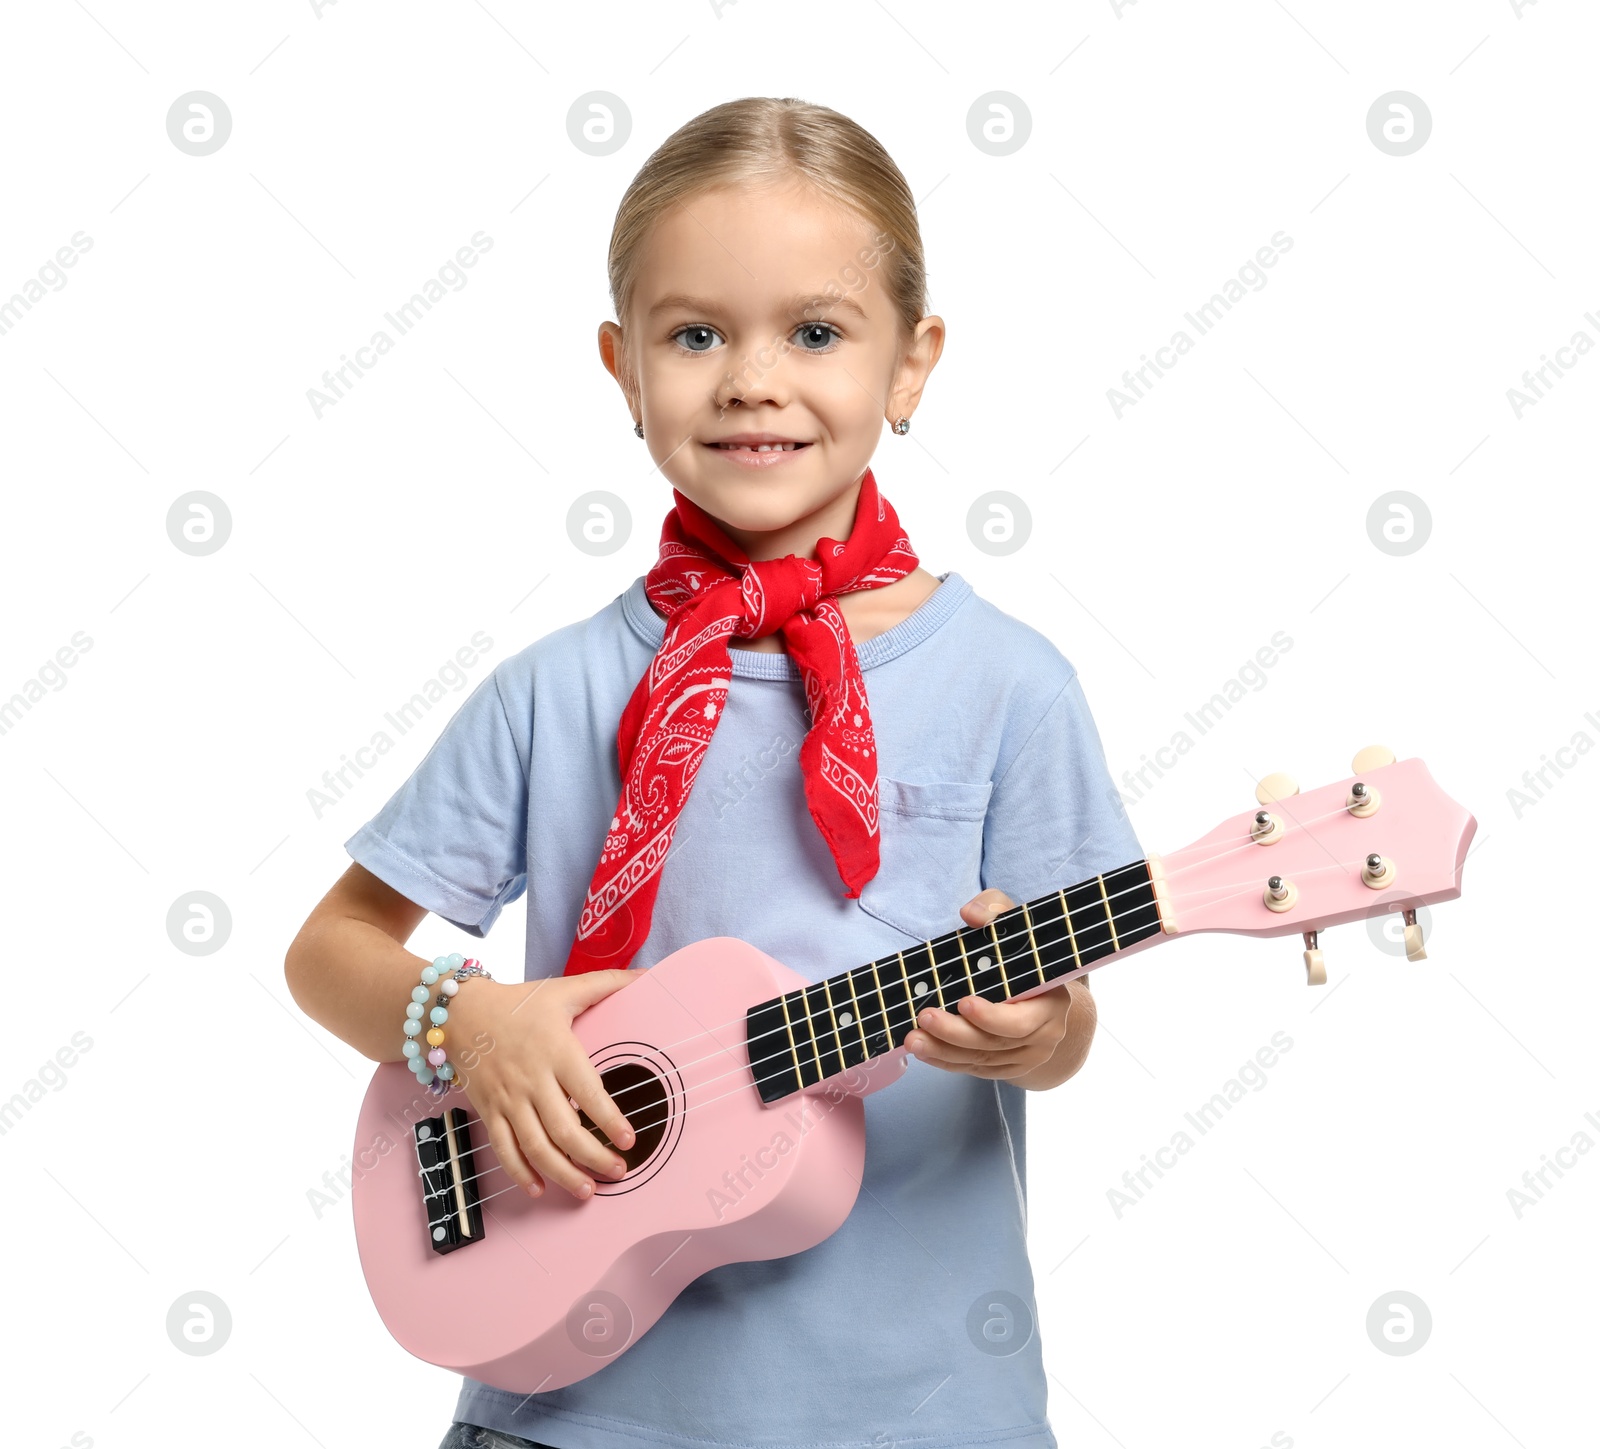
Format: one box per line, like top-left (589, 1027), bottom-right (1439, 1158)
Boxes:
top-left (793, 322), bottom-right (840, 351)
top-left (672, 324), bottom-right (722, 353)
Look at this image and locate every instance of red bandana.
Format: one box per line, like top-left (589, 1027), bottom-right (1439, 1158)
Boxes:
top-left (563, 468), bottom-right (918, 974)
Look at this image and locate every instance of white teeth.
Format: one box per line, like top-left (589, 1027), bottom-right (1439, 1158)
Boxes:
top-left (716, 441), bottom-right (802, 451)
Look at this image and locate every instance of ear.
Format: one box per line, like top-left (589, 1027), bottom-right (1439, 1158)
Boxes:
top-left (598, 321), bottom-right (639, 413)
top-left (885, 314), bottom-right (946, 425)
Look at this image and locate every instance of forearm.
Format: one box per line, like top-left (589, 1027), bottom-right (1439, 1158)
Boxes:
top-left (285, 911), bottom-right (432, 1065)
top-left (1014, 978), bottom-right (1096, 1091)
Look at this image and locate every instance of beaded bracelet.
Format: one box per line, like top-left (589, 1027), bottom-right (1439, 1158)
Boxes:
top-left (401, 953), bottom-right (494, 1096)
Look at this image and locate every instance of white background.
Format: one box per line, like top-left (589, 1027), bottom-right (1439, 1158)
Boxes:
top-left (3, 1), bottom-right (1596, 1446)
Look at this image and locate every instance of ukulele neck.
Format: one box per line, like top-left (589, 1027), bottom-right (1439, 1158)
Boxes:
top-left (747, 859), bottom-right (1165, 1104)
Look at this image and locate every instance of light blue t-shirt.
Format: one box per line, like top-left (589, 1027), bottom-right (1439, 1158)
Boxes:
top-left (346, 571), bottom-right (1141, 1449)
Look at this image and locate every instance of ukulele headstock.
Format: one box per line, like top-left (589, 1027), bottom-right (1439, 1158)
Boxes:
top-left (1148, 746), bottom-right (1476, 984)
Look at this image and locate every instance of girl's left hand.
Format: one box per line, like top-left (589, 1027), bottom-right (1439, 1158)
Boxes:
top-left (903, 888), bottom-right (1074, 1080)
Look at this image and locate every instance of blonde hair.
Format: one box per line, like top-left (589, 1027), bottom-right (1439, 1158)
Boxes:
top-left (607, 97), bottom-right (927, 344)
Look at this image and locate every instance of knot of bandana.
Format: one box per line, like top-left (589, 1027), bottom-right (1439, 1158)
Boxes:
top-left (562, 467), bottom-right (919, 974)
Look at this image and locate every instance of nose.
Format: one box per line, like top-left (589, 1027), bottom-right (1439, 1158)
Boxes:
top-left (712, 347), bottom-right (791, 416)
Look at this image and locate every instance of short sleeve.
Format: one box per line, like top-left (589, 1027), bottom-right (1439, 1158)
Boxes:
top-left (344, 666), bottom-right (529, 937)
top-left (979, 671), bottom-right (1143, 904)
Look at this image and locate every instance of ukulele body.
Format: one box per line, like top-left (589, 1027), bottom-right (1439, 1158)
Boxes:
top-left (351, 936), bottom-right (904, 1392)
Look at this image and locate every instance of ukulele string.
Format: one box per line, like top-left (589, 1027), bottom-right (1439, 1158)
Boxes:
top-left (636, 801), bottom-right (1360, 1061)
top-left (1153, 802), bottom-right (1360, 877)
top-left (421, 886), bottom-right (1169, 1206)
top-left (632, 872), bottom-right (1170, 1063)
top-left (417, 856), bottom-right (1372, 1206)
top-left (442, 850), bottom-right (1349, 1142)
top-left (487, 873), bottom-right (1172, 1121)
top-left (576, 814), bottom-right (1363, 1097)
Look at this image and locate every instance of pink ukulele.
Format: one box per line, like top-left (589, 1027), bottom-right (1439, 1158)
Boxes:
top-left (350, 745), bottom-right (1474, 1392)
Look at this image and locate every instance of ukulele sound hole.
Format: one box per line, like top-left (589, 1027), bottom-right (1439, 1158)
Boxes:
top-left (577, 1060), bottom-right (670, 1173)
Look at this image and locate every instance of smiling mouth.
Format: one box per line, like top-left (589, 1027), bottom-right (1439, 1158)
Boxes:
top-left (704, 441), bottom-right (811, 452)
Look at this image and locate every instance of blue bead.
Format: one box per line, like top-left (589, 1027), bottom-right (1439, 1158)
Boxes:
top-left (437, 1064), bottom-right (454, 1080)
top-left (421, 966), bottom-right (440, 985)
top-left (411, 985), bottom-right (430, 1004)
top-left (403, 1019), bottom-right (422, 1037)
top-left (402, 1040), bottom-right (421, 1058)
top-left (429, 1006), bottom-right (449, 1025)
top-left (405, 1002), bottom-right (424, 1020)
top-left (446, 953), bottom-right (465, 969)
top-left (416, 1067), bottom-right (435, 1085)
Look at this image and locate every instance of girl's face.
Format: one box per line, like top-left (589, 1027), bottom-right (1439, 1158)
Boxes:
top-left (599, 176), bottom-right (943, 558)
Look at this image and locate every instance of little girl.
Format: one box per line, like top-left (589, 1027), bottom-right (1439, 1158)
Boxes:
top-left (286, 95), bottom-right (1141, 1449)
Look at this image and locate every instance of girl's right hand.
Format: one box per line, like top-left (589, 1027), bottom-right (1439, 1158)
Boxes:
top-left (443, 967), bottom-right (646, 1200)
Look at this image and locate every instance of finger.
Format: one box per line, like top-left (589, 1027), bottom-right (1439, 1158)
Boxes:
top-left (511, 1097), bottom-right (598, 1199)
top-left (908, 1025), bottom-right (1041, 1063)
top-left (562, 966), bottom-right (649, 1015)
top-left (959, 888), bottom-right (1016, 927)
top-left (508, 967), bottom-right (642, 1023)
top-left (533, 1075), bottom-right (629, 1185)
top-left (483, 1106), bottom-right (545, 1199)
top-left (914, 1041), bottom-right (1039, 1069)
top-left (952, 990), bottom-right (1064, 1041)
top-left (910, 1005), bottom-right (1014, 1052)
top-left (558, 1053), bottom-right (637, 1154)
top-left (958, 1059), bottom-right (1041, 1079)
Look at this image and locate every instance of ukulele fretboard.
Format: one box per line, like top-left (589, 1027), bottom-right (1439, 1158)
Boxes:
top-left (746, 859), bottom-right (1161, 1104)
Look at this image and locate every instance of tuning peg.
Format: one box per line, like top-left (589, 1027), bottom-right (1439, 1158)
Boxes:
top-left (1254, 772), bottom-right (1299, 807)
top-left (1402, 907), bottom-right (1427, 961)
top-left (1263, 874), bottom-right (1298, 912)
top-left (1302, 930), bottom-right (1326, 986)
top-left (1361, 852), bottom-right (1397, 889)
top-left (1351, 744), bottom-right (1396, 774)
top-left (1346, 780), bottom-right (1381, 817)
top-left (1251, 809), bottom-right (1283, 844)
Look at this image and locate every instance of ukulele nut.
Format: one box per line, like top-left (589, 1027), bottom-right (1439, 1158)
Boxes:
top-left (1361, 853), bottom-right (1397, 889)
top-left (1346, 781), bottom-right (1380, 817)
top-left (1251, 809), bottom-right (1283, 845)
top-left (1263, 875), bottom-right (1298, 912)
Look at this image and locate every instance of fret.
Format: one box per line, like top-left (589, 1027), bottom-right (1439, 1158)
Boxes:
top-left (986, 907), bottom-right (1039, 995)
top-left (886, 951), bottom-right (920, 1049)
top-left (922, 940), bottom-right (945, 1011)
top-left (847, 960), bottom-right (893, 1060)
top-left (1020, 900), bottom-right (1047, 986)
top-left (777, 993), bottom-right (805, 1086)
top-left (957, 921), bottom-right (1008, 1004)
top-left (822, 976), bottom-right (869, 1072)
top-left (866, 958), bottom-right (896, 1059)
top-left (954, 929), bottom-right (977, 997)
top-left (925, 934), bottom-right (967, 1015)
top-left (986, 920), bottom-right (1011, 999)
top-left (807, 980), bottom-right (846, 1080)
top-left (1029, 892), bottom-right (1078, 983)
top-left (798, 980), bottom-right (825, 1087)
top-left (1057, 889), bottom-right (1082, 972)
top-left (1062, 876), bottom-right (1116, 967)
top-left (841, 964), bottom-right (874, 1061)
top-left (1106, 860), bottom-right (1164, 944)
top-left (745, 996), bottom-right (803, 1101)
top-left (1097, 873), bottom-right (1121, 951)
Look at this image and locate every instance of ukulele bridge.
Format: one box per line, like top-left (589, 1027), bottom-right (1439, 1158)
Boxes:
top-left (415, 1107), bottom-right (485, 1255)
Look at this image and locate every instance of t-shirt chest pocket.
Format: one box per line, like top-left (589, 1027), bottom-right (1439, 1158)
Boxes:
top-left (856, 776), bottom-right (994, 941)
